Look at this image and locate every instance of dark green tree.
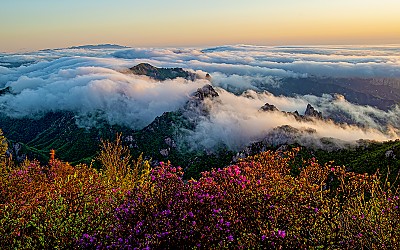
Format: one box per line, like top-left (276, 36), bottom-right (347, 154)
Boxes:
top-left (0, 129), bottom-right (8, 162)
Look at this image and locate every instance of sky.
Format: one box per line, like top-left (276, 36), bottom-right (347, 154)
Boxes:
top-left (1, 0), bottom-right (400, 52)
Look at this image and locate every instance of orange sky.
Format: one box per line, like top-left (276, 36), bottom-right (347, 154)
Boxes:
top-left (1, 0), bottom-right (399, 52)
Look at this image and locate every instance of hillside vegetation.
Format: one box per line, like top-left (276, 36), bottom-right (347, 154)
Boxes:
top-left (1, 130), bottom-right (399, 249)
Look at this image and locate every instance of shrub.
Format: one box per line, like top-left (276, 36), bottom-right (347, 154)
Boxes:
top-left (80, 149), bottom-right (400, 249)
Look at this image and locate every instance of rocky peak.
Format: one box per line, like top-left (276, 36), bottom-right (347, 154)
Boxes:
top-left (182, 84), bottom-right (219, 119)
top-left (304, 104), bottom-right (323, 119)
top-left (260, 103), bottom-right (279, 112)
top-left (193, 84), bottom-right (219, 100)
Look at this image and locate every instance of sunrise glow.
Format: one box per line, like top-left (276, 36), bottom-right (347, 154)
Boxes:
top-left (1, 0), bottom-right (399, 52)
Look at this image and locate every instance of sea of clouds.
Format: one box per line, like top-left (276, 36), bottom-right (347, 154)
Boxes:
top-left (0, 44), bottom-right (399, 150)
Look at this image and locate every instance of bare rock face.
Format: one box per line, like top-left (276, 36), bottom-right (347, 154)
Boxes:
top-left (193, 84), bottom-right (219, 100)
top-left (260, 103), bottom-right (323, 121)
top-left (260, 103), bottom-right (279, 112)
top-left (160, 149), bottom-right (169, 157)
top-left (304, 104), bottom-right (323, 119)
top-left (164, 137), bottom-right (176, 148)
top-left (385, 150), bottom-right (396, 159)
top-left (0, 86), bottom-right (11, 96)
top-left (182, 84), bottom-right (220, 123)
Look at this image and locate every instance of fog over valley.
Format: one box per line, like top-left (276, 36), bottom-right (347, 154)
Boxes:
top-left (1, 44), bottom-right (399, 152)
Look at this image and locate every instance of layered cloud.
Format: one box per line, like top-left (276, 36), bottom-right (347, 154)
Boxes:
top-left (0, 56), bottom-right (207, 128)
top-left (184, 89), bottom-right (399, 151)
top-left (0, 44), bottom-right (399, 150)
top-left (113, 44), bottom-right (400, 78)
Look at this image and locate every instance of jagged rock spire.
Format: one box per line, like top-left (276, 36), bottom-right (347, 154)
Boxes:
top-left (304, 104), bottom-right (322, 119)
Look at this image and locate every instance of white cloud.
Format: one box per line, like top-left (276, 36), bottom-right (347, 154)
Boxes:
top-left (1, 44), bottom-right (399, 150)
top-left (184, 89), bottom-right (398, 151)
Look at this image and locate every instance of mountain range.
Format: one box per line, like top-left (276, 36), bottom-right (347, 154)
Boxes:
top-left (1, 62), bottom-right (399, 181)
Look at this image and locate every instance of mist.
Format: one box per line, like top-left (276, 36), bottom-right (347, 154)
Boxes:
top-left (1, 44), bottom-right (399, 151)
top-left (183, 89), bottom-right (399, 151)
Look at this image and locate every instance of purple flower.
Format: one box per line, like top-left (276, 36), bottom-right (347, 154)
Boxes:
top-left (227, 235), bottom-right (234, 241)
top-left (277, 230), bottom-right (286, 238)
top-left (314, 207), bottom-right (319, 213)
top-left (261, 235), bottom-right (266, 241)
top-left (213, 208), bottom-right (221, 213)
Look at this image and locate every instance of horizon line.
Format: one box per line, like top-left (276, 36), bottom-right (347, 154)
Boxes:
top-left (2, 42), bottom-right (400, 54)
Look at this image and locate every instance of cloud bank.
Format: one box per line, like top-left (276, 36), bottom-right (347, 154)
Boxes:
top-left (0, 56), bottom-right (207, 129)
top-left (0, 44), bottom-right (399, 150)
top-left (183, 89), bottom-right (399, 151)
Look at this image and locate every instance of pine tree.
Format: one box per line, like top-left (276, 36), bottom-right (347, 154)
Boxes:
top-left (0, 129), bottom-right (8, 164)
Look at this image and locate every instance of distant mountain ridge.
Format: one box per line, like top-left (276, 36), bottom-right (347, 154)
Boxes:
top-left (129, 63), bottom-right (198, 81)
top-left (67, 44), bottom-right (129, 50)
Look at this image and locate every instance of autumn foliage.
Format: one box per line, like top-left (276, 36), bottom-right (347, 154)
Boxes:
top-left (0, 133), bottom-right (399, 249)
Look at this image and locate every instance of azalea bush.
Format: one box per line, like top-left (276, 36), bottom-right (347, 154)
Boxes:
top-left (0, 134), bottom-right (151, 249)
top-left (80, 150), bottom-right (400, 249)
top-left (0, 130), bottom-right (399, 249)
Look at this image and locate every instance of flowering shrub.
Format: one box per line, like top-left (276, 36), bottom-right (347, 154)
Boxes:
top-left (81, 150), bottom-right (400, 249)
top-left (0, 159), bottom-right (117, 248)
top-left (0, 135), bottom-right (151, 249)
top-left (0, 131), bottom-right (399, 249)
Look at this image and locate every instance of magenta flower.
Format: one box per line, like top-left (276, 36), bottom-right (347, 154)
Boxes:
top-left (277, 230), bottom-right (286, 238)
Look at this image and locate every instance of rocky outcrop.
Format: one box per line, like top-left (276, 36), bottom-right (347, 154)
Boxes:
top-left (184, 84), bottom-right (219, 119)
top-left (260, 103), bottom-right (324, 121)
top-left (0, 87), bottom-right (11, 96)
top-left (260, 103), bottom-right (279, 112)
top-left (193, 84), bottom-right (219, 100)
top-left (304, 104), bottom-right (323, 119)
